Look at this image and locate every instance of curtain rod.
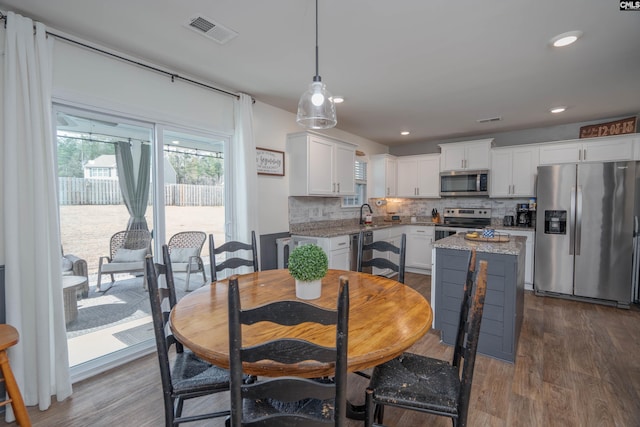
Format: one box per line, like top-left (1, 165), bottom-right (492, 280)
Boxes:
top-left (0, 11), bottom-right (252, 102)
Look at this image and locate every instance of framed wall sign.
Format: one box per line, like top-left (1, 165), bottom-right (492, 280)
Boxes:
top-left (579, 116), bottom-right (637, 139)
top-left (256, 147), bottom-right (285, 176)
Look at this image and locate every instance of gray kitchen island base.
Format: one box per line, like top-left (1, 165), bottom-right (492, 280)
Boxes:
top-left (433, 240), bottom-right (525, 363)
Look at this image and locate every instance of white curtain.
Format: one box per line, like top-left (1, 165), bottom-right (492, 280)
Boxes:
top-left (2, 11), bottom-right (72, 418)
top-left (229, 93), bottom-right (260, 243)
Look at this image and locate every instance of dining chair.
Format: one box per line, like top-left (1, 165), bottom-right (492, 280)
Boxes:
top-left (167, 231), bottom-right (207, 291)
top-left (209, 231), bottom-right (259, 282)
top-left (97, 229), bottom-right (152, 291)
top-left (356, 231), bottom-right (406, 284)
top-left (145, 248), bottom-right (231, 426)
top-left (0, 324), bottom-right (31, 426)
top-left (227, 274), bottom-right (350, 426)
top-left (364, 254), bottom-right (488, 427)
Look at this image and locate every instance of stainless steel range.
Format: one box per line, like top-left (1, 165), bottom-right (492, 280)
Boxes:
top-left (434, 207), bottom-right (492, 240)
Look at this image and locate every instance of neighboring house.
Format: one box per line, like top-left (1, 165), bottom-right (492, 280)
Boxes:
top-left (82, 154), bottom-right (177, 184)
top-left (83, 155), bottom-right (117, 179)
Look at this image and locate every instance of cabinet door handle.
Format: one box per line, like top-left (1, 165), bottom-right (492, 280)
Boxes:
top-left (337, 242), bottom-right (347, 246)
top-left (583, 149), bottom-right (587, 161)
top-left (416, 188), bottom-right (420, 196)
top-left (387, 187), bottom-right (390, 196)
top-left (337, 183), bottom-right (340, 193)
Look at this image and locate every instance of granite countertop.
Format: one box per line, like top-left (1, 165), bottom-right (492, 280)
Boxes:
top-left (492, 225), bottom-right (536, 232)
top-left (433, 233), bottom-right (526, 255)
top-left (290, 221), bottom-right (438, 238)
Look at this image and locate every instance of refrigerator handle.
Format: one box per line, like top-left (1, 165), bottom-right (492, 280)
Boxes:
top-left (575, 185), bottom-right (583, 255)
top-left (570, 186), bottom-right (576, 255)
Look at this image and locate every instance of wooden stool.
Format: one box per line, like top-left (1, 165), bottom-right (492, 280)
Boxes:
top-left (0, 325), bottom-right (31, 426)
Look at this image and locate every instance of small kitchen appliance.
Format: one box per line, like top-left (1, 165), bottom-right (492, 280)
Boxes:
top-left (516, 203), bottom-right (532, 227)
top-left (503, 215), bottom-right (514, 226)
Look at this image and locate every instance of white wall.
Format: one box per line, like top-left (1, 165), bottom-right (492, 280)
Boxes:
top-left (52, 40), bottom-right (235, 135)
top-left (253, 101), bottom-right (389, 235)
top-left (0, 29), bottom-right (388, 245)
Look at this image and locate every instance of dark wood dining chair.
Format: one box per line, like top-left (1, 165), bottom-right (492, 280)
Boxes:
top-left (227, 274), bottom-right (350, 426)
top-left (145, 248), bottom-right (231, 426)
top-left (364, 253), bottom-right (488, 427)
top-left (356, 231), bottom-right (407, 284)
top-left (209, 231), bottom-right (259, 282)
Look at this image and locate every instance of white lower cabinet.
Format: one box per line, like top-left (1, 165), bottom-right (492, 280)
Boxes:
top-left (406, 226), bottom-right (434, 271)
top-left (292, 235), bottom-right (350, 271)
top-left (323, 235), bottom-right (350, 271)
top-left (496, 228), bottom-right (535, 290)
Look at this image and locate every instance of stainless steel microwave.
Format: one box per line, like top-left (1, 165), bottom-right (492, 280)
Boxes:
top-left (440, 170), bottom-right (489, 196)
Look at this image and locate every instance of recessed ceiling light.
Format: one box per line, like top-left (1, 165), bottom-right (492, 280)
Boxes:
top-left (550, 106), bottom-right (567, 114)
top-left (172, 140), bottom-right (181, 144)
top-left (550, 31), bottom-right (583, 47)
top-left (332, 96), bottom-right (344, 104)
top-left (400, 131), bottom-right (410, 136)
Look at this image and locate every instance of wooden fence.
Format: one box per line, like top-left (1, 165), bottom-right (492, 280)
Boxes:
top-left (58, 177), bottom-right (224, 206)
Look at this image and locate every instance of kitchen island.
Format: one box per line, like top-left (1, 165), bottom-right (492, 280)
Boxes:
top-left (432, 233), bottom-right (526, 363)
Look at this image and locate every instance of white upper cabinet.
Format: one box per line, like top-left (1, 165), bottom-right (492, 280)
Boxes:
top-left (439, 139), bottom-right (493, 171)
top-left (371, 154), bottom-right (397, 197)
top-left (396, 154), bottom-right (440, 198)
top-left (490, 145), bottom-right (539, 197)
top-left (287, 131), bottom-right (356, 197)
top-left (538, 134), bottom-right (637, 165)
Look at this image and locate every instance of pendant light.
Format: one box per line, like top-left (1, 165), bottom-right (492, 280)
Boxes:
top-left (296, 0), bottom-right (337, 129)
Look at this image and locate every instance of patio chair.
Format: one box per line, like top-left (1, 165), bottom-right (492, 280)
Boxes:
top-left (97, 229), bottom-right (152, 291)
top-left (61, 246), bottom-right (89, 298)
top-left (167, 231), bottom-right (207, 291)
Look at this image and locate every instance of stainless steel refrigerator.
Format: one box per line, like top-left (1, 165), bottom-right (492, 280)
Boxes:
top-left (534, 161), bottom-right (640, 308)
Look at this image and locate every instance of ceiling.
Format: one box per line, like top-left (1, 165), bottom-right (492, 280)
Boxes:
top-left (1, 0), bottom-right (639, 147)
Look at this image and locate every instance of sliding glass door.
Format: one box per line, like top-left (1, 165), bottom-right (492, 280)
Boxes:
top-left (157, 127), bottom-right (227, 290)
top-left (55, 105), bottom-right (228, 378)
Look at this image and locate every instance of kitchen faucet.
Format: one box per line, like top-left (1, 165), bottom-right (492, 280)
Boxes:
top-left (359, 203), bottom-right (373, 225)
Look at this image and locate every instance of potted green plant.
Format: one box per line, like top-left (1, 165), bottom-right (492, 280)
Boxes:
top-left (288, 244), bottom-right (328, 300)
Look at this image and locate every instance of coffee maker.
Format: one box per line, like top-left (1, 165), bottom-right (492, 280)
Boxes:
top-left (516, 203), bottom-right (532, 227)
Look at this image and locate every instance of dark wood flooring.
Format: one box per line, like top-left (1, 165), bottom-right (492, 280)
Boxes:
top-left (23, 273), bottom-right (640, 426)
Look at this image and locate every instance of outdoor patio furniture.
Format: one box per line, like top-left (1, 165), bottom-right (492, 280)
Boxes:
top-left (61, 247), bottom-right (88, 298)
top-left (97, 229), bottom-right (152, 292)
top-left (167, 231), bottom-right (207, 291)
top-left (62, 275), bottom-right (88, 325)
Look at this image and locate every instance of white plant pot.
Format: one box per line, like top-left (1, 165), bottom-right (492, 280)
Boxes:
top-left (295, 278), bottom-right (322, 300)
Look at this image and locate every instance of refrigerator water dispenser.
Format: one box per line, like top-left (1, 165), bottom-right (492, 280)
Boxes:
top-left (544, 210), bottom-right (567, 234)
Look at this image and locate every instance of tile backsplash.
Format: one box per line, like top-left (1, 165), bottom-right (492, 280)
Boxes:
top-left (289, 196), bottom-right (533, 227)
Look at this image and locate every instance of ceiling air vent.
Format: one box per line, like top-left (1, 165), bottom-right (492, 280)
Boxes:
top-left (185, 15), bottom-right (238, 45)
top-left (476, 116), bottom-right (502, 123)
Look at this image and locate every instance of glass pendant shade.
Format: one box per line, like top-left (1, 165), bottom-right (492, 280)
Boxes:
top-left (296, 80), bottom-right (337, 129)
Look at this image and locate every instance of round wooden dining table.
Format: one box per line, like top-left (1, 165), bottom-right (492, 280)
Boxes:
top-left (170, 269), bottom-right (433, 378)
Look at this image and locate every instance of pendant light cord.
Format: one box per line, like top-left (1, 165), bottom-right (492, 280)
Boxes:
top-left (314, 0), bottom-right (320, 81)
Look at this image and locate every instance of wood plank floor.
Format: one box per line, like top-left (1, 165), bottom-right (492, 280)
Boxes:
top-left (25, 273), bottom-right (640, 426)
